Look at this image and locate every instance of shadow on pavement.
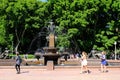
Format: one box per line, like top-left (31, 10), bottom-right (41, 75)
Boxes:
top-left (21, 71), bottom-right (29, 74)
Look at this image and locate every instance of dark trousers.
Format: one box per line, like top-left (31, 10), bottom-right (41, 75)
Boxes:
top-left (15, 64), bottom-right (20, 72)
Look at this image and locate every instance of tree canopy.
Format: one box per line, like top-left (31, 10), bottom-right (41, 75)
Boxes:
top-left (0, 0), bottom-right (119, 53)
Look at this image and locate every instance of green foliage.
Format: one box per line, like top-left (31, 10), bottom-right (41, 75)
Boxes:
top-left (9, 54), bottom-right (35, 59)
top-left (0, 0), bottom-right (49, 51)
top-left (56, 35), bottom-right (70, 48)
top-left (0, 17), bottom-right (6, 45)
top-left (94, 20), bottom-right (118, 51)
top-left (0, 0), bottom-right (119, 54)
top-left (68, 28), bottom-right (79, 38)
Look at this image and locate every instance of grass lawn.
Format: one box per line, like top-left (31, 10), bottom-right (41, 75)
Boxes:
top-left (9, 54), bottom-right (35, 59)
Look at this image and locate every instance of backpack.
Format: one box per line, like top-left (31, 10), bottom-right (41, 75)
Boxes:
top-left (19, 56), bottom-right (22, 63)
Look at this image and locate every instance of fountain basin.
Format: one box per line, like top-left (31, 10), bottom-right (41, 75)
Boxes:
top-left (43, 47), bottom-right (58, 53)
top-left (43, 53), bottom-right (60, 65)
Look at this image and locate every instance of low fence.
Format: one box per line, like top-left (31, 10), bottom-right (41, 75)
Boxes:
top-left (0, 59), bottom-right (120, 67)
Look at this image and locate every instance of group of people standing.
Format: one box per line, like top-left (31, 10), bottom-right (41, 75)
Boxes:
top-left (80, 51), bottom-right (108, 74)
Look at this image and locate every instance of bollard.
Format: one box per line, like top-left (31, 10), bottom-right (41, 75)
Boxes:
top-left (47, 60), bottom-right (54, 70)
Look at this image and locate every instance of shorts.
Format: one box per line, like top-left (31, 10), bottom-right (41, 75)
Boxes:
top-left (81, 60), bottom-right (87, 66)
top-left (101, 60), bottom-right (107, 65)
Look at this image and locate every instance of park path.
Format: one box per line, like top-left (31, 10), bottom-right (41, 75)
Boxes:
top-left (0, 68), bottom-right (120, 80)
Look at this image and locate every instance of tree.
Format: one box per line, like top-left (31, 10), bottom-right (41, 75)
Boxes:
top-left (0, 0), bottom-right (119, 54)
top-left (92, 0), bottom-right (120, 51)
top-left (0, 0), bottom-right (48, 52)
top-left (0, 0), bottom-right (9, 48)
top-left (47, 0), bottom-right (120, 52)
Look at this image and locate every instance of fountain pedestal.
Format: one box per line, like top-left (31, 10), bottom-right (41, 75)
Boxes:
top-left (43, 33), bottom-right (60, 65)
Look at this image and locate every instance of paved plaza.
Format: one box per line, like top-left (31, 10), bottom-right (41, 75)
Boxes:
top-left (0, 67), bottom-right (120, 80)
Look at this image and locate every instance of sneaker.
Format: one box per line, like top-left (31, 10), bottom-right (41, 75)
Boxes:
top-left (16, 72), bottom-right (19, 74)
top-left (87, 70), bottom-right (91, 74)
top-left (80, 72), bottom-right (83, 74)
top-left (105, 70), bottom-right (108, 73)
top-left (16, 71), bottom-right (20, 74)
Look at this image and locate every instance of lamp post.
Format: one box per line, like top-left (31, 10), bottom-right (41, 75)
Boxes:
top-left (114, 41), bottom-right (117, 60)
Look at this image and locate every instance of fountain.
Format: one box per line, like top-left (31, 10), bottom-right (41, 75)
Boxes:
top-left (43, 20), bottom-right (60, 65)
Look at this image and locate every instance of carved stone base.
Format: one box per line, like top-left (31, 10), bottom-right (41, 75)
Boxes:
top-left (43, 54), bottom-right (60, 65)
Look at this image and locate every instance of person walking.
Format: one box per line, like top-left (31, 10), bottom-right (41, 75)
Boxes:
top-left (100, 51), bottom-right (108, 72)
top-left (80, 51), bottom-right (90, 74)
top-left (15, 52), bottom-right (22, 74)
